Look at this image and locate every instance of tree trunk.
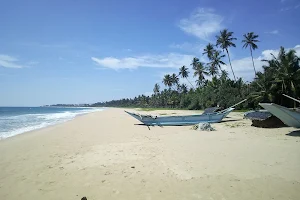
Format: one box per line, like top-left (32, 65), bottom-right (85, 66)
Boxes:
top-left (186, 78), bottom-right (195, 90)
top-left (250, 47), bottom-right (257, 77)
top-left (226, 48), bottom-right (236, 81)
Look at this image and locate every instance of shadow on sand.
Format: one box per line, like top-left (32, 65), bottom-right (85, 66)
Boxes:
top-left (221, 119), bottom-right (243, 123)
top-left (134, 123), bottom-right (165, 130)
top-left (286, 130), bottom-right (300, 137)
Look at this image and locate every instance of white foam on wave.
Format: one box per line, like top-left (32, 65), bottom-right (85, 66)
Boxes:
top-left (0, 122), bottom-right (52, 140)
top-left (0, 108), bottom-right (104, 140)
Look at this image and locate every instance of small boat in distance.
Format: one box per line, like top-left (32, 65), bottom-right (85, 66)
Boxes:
top-left (259, 94), bottom-right (300, 128)
top-left (125, 107), bottom-right (235, 126)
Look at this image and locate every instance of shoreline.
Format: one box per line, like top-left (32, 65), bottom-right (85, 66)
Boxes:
top-left (0, 108), bottom-right (299, 200)
top-left (0, 108), bottom-right (105, 142)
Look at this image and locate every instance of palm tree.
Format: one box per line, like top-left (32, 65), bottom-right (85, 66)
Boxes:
top-left (195, 78), bottom-right (203, 87)
top-left (162, 74), bottom-right (173, 89)
top-left (180, 84), bottom-right (188, 94)
top-left (208, 64), bottom-right (219, 77)
top-left (193, 62), bottom-right (208, 86)
top-left (191, 57), bottom-right (200, 69)
top-left (220, 70), bottom-right (229, 82)
top-left (251, 46), bottom-right (300, 107)
top-left (171, 73), bottom-right (179, 90)
top-left (203, 43), bottom-right (215, 60)
top-left (153, 83), bottom-right (160, 94)
top-left (264, 47), bottom-right (300, 97)
top-left (216, 29), bottom-right (237, 81)
top-left (179, 66), bottom-right (195, 89)
top-left (208, 51), bottom-right (226, 77)
top-left (250, 72), bottom-right (275, 103)
top-left (242, 32), bottom-right (259, 76)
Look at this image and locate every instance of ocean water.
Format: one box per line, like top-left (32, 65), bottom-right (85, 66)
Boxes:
top-left (0, 107), bottom-right (104, 139)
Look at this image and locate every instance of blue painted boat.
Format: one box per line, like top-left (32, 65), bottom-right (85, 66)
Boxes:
top-left (125, 107), bottom-right (235, 126)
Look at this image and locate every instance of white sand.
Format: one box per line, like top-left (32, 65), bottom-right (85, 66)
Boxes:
top-left (0, 108), bottom-right (299, 200)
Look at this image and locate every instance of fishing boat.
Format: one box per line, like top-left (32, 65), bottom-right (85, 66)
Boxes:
top-left (125, 99), bottom-right (247, 126)
top-left (259, 94), bottom-right (300, 128)
top-left (125, 107), bottom-right (235, 126)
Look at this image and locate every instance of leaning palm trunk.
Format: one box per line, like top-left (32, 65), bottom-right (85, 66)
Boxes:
top-left (186, 78), bottom-right (195, 89)
top-left (250, 47), bottom-right (257, 76)
top-left (225, 49), bottom-right (236, 81)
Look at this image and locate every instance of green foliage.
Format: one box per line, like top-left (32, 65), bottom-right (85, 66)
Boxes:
top-left (250, 47), bottom-right (300, 108)
top-left (91, 29), bottom-right (299, 111)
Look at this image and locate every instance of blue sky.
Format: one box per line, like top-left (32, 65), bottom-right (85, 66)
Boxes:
top-left (0, 0), bottom-right (299, 106)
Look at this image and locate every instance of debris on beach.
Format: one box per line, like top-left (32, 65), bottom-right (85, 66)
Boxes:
top-left (81, 197), bottom-right (87, 200)
top-left (224, 122), bottom-right (246, 128)
top-left (244, 110), bottom-right (287, 128)
top-left (192, 123), bottom-right (216, 131)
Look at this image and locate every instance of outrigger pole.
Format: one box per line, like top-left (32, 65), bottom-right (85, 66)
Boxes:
top-left (283, 94), bottom-right (300, 104)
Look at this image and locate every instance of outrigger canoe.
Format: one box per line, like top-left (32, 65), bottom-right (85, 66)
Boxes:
top-left (259, 103), bottom-right (300, 128)
top-left (125, 107), bottom-right (235, 126)
top-left (259, 94), bottom-right (300, 128)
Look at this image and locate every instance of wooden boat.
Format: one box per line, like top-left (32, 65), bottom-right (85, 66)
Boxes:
top-left (259, 94), bottom-right (300, 128)
top-left (125, 107), bottom-right (235, 126)
top-left (259, 103), bottom-right (300, 128)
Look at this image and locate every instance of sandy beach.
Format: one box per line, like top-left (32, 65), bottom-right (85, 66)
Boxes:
top-left (0, 108), bottom-right (299, 200)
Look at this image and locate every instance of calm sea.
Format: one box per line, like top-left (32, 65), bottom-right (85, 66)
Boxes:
top-left (0, 107), bottom-right (104, 139)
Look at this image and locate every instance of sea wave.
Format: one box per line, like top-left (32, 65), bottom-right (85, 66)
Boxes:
top-left (0, 107), bottom-right (104, 140)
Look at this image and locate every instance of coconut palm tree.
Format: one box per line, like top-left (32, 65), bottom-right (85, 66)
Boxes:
top-left (180, 84), bottom-right (188, 94)
top-left (193, 62), bottom-right (208, 86)
top-left (195, 78), bottom-right (203, 87)
top-left (208, 51), bottom-right (226, 76)
top-left (216, 29), bottom-right (237, 81)
top-left (264, 47), bottom-right (300, 98)
top-left (250, 72), bottom-right (275, 103)
top-left (220, 70), bottom-right (229, 82)
top-left (179, 65), bottom-right (195, 89)
top-left (171, 73), bottom-right (179, 90)
top-left (203, 43), bottom-right (215, 60)
top-left (153, 83), bottom-right (160, 95)
top-left (208, 64), bottom-right (219, 77)
top-left (162, 74), bottom-right (173, 89)
top-left (191, 57), bottom-right (200, 69)
top-left (242, 32), bottom-right (259, 76)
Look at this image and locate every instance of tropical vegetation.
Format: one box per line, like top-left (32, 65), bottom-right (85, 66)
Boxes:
top-left (92, 29), bottom-right (300, 110)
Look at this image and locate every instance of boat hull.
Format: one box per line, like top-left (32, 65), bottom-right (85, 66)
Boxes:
top-left (125, 108), bottom-right (234, 126)
top-left (259, 103), bottom-right (300, 128)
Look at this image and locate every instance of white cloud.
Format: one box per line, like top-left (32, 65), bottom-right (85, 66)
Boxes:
top-left (224, 45), bottom-right (300, 81)
top-left (280, 3), bottom-right (300, 11)
top-left (153, 45), bottom-right (300, 85)
top-left (280, 7), bottom-right (292, 11)
top-left (0, 55), bottom-right (25, 68)
top-left (169, 42), bottom-right (205, 54)
top-left (265, 30), bottom-right (279, 35)
top-left (92, 53), bottom-right (195, 70)
top-left (178, 8), bottom-right (224, 41)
